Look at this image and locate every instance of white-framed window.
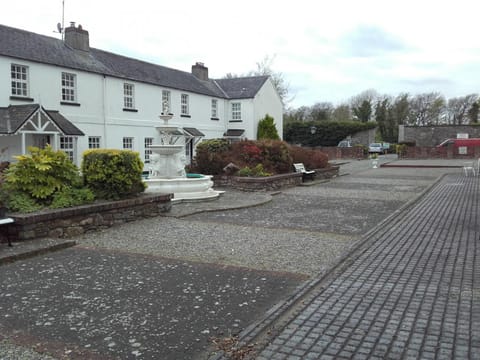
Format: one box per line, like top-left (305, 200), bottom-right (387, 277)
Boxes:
top-left (123, 137), bottom-right (133, 150)
top-left (60, 136), bottom-right (74, 162)
top-left (181, 94), bottom-right (189, 115)
top-left (11, 64), bottom-right (29, 97)
top-left (61, 72), bottom-right (76, 102)
top-left (88, 136), bottom-right (101, 149)
top-left (144, 137), bottom-right (153, 163)
top-left (211, 99), bottom-right (218, 118)
top-left (124, 83), bottom-right (135, 109)
top-left (231, 102), bottom-right (241, 121)
top-left (162, 90), bottom-right (171, 114)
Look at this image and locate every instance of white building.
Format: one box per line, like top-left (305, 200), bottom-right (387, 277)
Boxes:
top-left (0, 23), bottom-right (283, 166)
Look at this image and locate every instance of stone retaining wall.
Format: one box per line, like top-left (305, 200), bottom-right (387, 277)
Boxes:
top-left (0, 193), bottom-right (172, 243)
top-left (213, 166), bottom-right (339, 191)
top-left (400, 125), bottom-right (480, 147)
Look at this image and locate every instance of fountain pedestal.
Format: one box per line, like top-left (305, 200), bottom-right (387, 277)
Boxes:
top-left (144, 113), bottom-right (222, 201)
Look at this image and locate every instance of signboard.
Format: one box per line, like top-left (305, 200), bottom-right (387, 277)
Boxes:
top-left (457, 133), bottom-right (469, 139)
top-left (458, 146), bottom-right (467, 155)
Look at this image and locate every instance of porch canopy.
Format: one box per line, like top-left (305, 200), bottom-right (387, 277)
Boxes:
top-left (223, 129), bottom-right (245, 140)
top-left (0, 104), bottom-right (84, 155)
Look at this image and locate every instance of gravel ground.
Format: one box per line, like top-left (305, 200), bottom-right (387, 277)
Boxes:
top-left (0, 340), bottom-right (57, 360)
top-left (77, 218), bottom-right (355, 277)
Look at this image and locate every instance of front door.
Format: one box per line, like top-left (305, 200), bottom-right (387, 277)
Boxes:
top-left (33, 135), bottom-right (51, 148)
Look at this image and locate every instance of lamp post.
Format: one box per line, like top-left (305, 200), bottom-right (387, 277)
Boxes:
top-left (309, 126), bottom-right (317, 147)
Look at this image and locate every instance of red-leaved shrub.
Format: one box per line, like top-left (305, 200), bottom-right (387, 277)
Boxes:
top-left (289, 146), bottom-right (329, 170)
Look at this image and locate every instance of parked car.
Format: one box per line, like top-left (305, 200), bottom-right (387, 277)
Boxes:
top-left (436, 138), bottom-right (480, 148)
top-left (368, 143), bottom-right (384, 154)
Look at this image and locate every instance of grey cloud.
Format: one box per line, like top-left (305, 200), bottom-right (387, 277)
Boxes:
top-left (340, 25), bottom-right (408, 57)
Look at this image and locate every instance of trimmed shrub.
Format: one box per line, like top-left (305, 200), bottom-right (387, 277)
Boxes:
top-left (289, 146), bottom-right (329, 169)
top-left (193, 139), bottom-right (233, 175)
top-left (82, 149), bottom-right (146, 200)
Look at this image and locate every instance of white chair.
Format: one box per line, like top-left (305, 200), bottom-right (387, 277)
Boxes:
top-left (463, 161), bottom-right (476, 176)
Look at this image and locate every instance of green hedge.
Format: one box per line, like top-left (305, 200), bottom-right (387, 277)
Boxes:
top-left (284, 121), bottom-right (377, 146)
top-left (82, 149), bottom-right (146, 200)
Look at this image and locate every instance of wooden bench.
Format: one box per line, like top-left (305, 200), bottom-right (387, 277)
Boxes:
top-left (0, 217), bottom-right (14, 247)
top-left (293, 163), bottom-right (316, 181)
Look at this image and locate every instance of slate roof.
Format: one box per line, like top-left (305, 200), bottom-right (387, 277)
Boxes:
top-left (0, 104), bottom-right (84, 136)
top-left (215, 76), bottom-right (269, 99)
top-left (0, 24), bottom-right (269, 100)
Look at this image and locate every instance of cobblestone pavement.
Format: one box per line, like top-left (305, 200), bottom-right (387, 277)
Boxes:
top-left (241, 174), bottom-right (479, 360)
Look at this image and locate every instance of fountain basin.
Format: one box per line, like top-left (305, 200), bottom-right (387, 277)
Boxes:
top-left (145, 175), bottom-right (223, 201)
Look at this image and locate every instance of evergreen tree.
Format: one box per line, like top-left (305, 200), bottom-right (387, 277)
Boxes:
top-left (257, 114), bottom-right (280, 140)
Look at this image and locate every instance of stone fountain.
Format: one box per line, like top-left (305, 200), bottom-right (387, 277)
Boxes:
top-left (144, 109), bottom-right (222, 201)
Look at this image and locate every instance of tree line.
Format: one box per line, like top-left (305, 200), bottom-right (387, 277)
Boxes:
top-left (284, 90), bottom-right (480, 143)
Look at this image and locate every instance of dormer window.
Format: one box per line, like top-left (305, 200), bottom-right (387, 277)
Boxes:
top-left (11, 64), bottom-right (29, 97)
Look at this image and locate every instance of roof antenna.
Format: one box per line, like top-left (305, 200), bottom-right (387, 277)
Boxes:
top-left (53, 0), bottom-right (65, 40)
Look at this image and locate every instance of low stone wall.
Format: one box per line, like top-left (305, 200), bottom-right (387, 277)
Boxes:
top-left (214, 172), bottom-right (303, 191)
top-left (313, 166), bottom-right (340, 179)
top-left (0, 193), bottom-right (172, 243)
top-left (319, 146), bottom-right (365, 160)
top-left (401, 146), bottom-right (480, 159)
top-left (213, 166), bottom-right (339, 191)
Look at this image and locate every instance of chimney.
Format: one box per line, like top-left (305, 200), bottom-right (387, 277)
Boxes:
top-left (64, 22), bottom-right (90, 52)
top-left (192, 62), bottom-right (208, 81)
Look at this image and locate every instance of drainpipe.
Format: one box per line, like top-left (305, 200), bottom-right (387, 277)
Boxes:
top-left (102, 75), bottom-right (107, 146)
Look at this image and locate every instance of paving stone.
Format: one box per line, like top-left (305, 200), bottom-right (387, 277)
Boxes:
top-left (256, 175), bottom-right (479, 359)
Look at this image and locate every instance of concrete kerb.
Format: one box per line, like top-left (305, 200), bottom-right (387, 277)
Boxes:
top-left (0, 239), bottom-right (76, 267)
top-left (209, 173), bottom-right (448, 359)
top-left (162, 193), bottom-right (275, 218)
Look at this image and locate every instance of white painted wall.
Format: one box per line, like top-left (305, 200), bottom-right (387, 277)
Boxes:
top-left (1, 54), bottom-right (283, 166)
top-left (253, 78), bottom-right (284, 139)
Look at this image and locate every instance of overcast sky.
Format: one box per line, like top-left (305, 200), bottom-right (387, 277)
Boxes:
top-left (1, 0), bottom-right (479, 108)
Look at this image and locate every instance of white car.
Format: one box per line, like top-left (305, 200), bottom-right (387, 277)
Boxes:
top-left (368, 143), bottom-right (383, 154)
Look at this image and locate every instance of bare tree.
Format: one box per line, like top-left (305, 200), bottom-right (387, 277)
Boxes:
top-left (332, 104), bottom-right (352, 122)
top-left (350, 89), bottom-right (379, 122)
top-left (408, 92), bottom-right (446, 125)
top-left (309, 102), bottom-right (334, 121)
top-left (225, 55), bottom-right (293, 108)
top-left (446, 94), bottom-right (479, 125)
